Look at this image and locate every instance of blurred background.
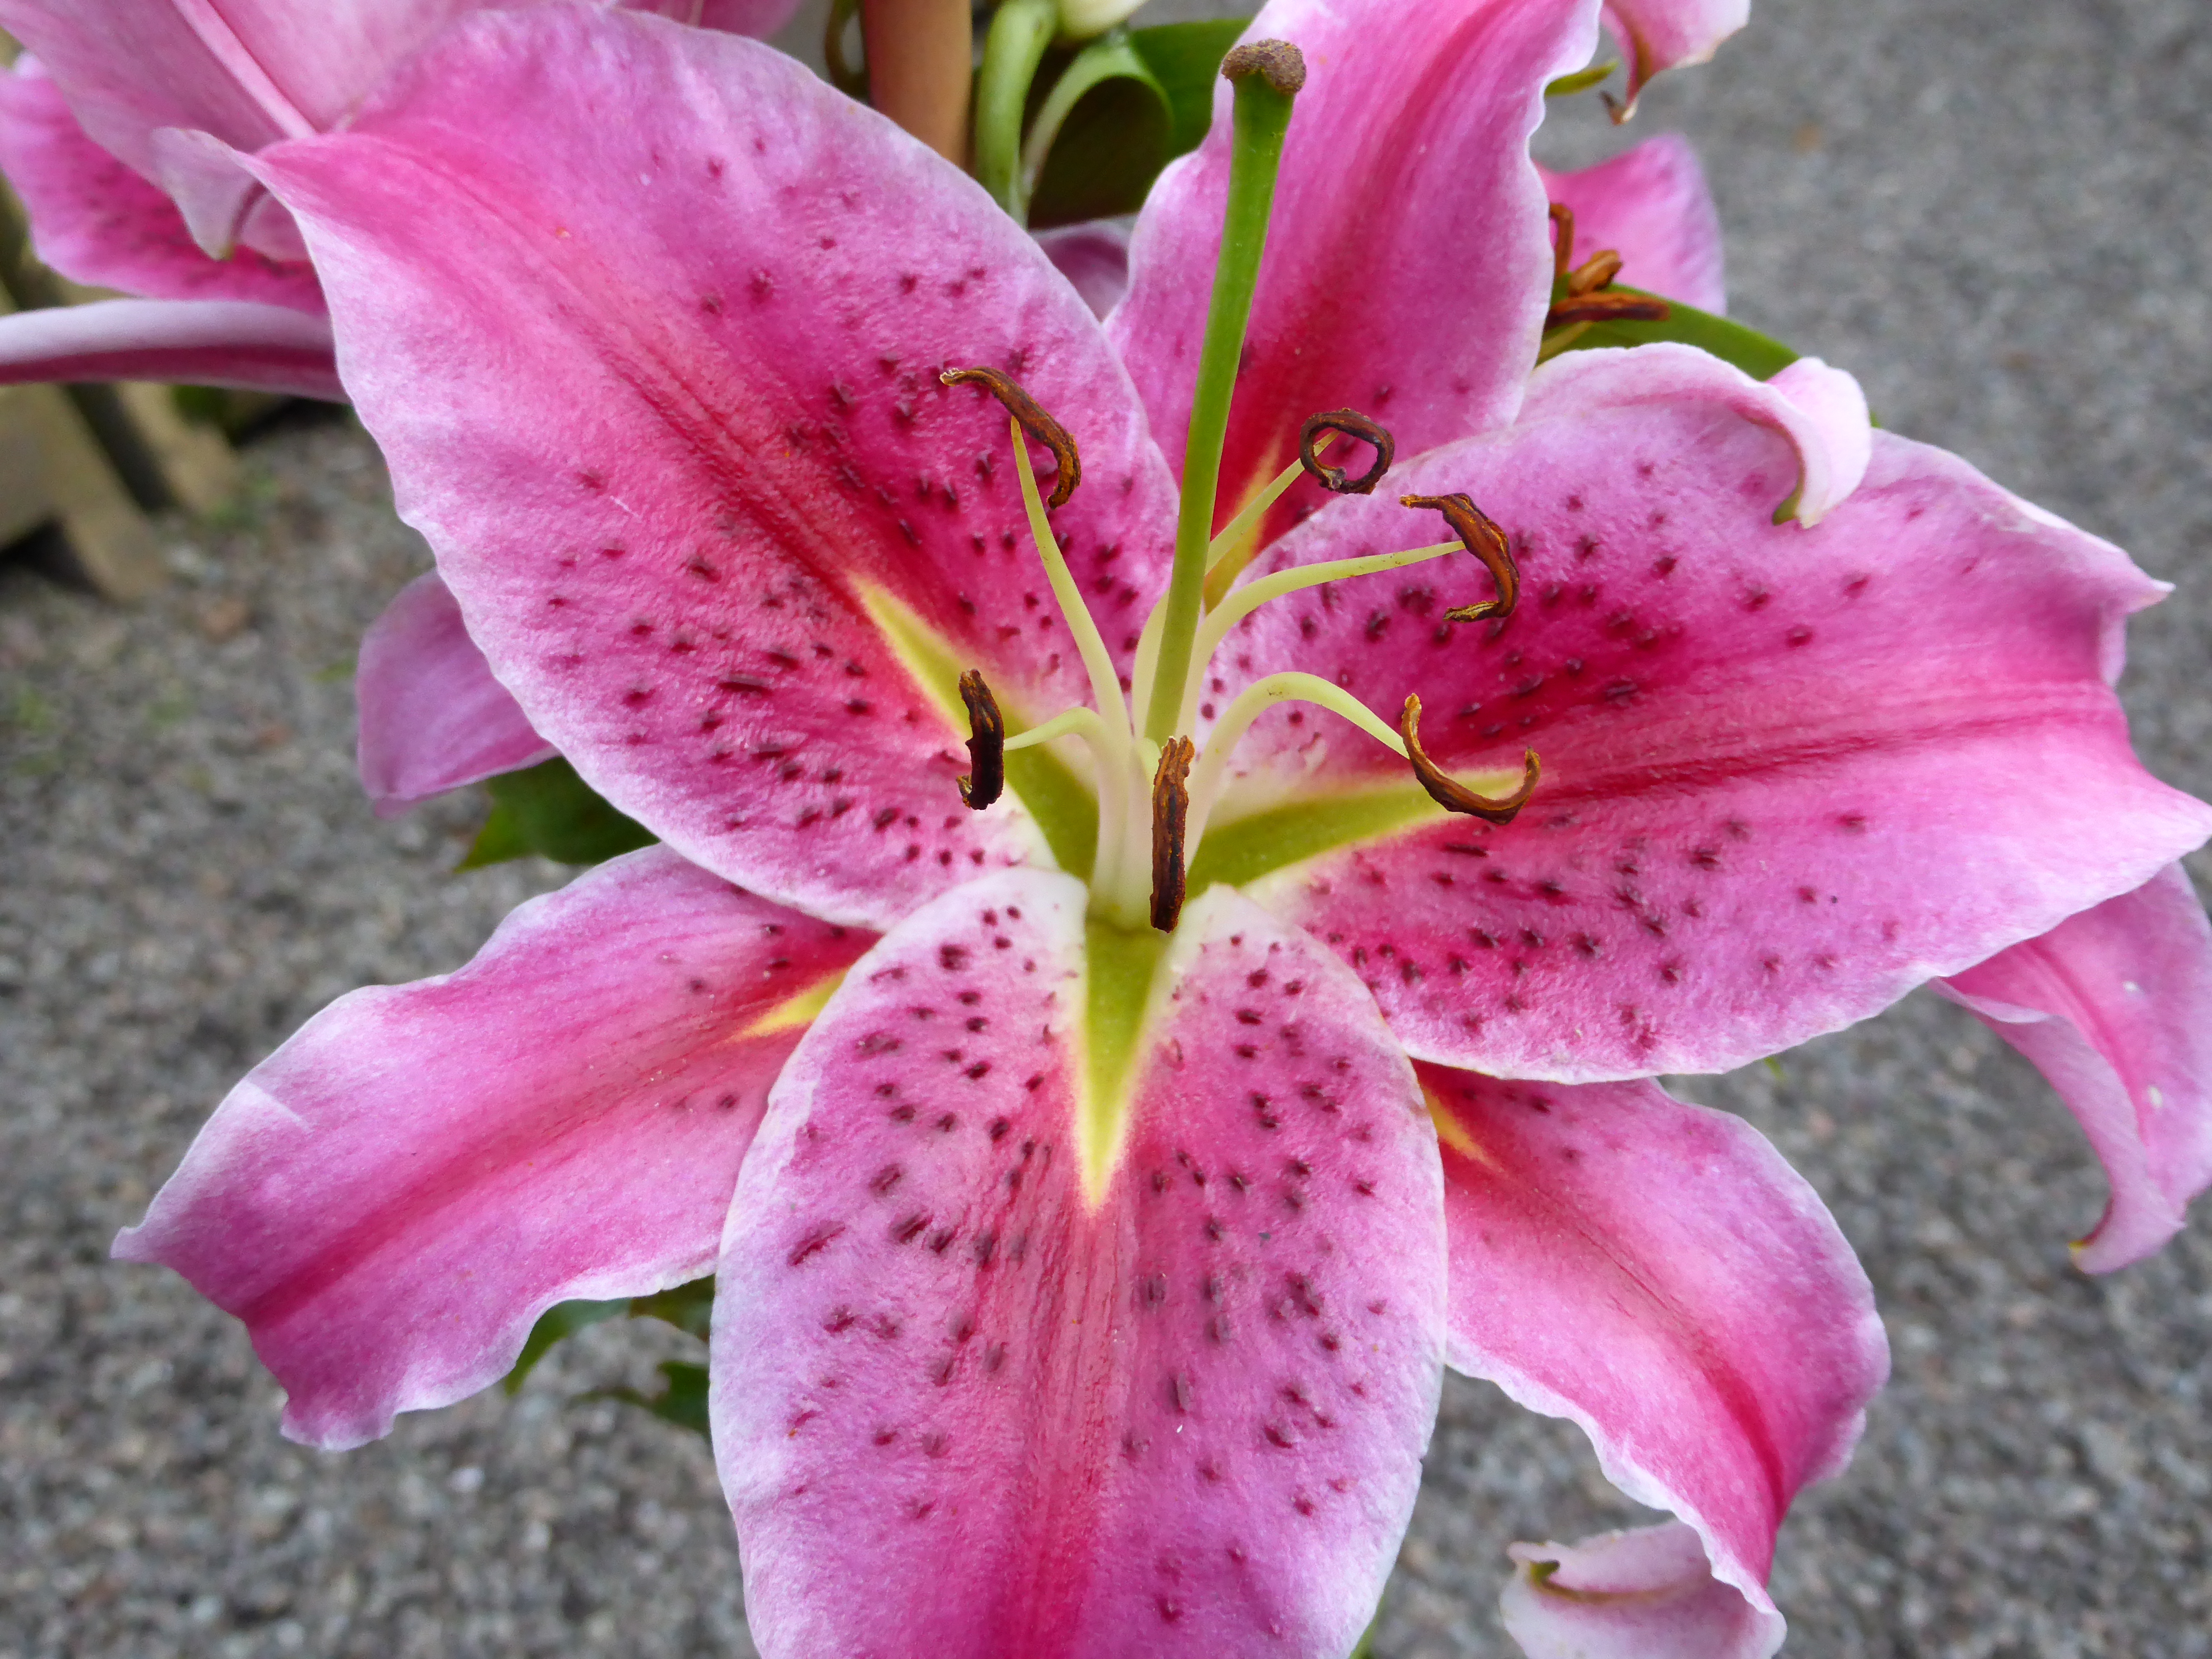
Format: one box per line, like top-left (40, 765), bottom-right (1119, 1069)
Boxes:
top-left (1, 0), bottom-right (2207, 1654)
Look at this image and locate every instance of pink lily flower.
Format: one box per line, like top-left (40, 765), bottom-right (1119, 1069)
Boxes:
top-left (116, 5), bottom-right (2210, 1656)
top-left (0, 0), bottom-right (799, 395)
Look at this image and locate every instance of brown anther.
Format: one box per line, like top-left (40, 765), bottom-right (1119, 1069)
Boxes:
top-left (1548, 202), bottom-right (1576, 280)
top-left (1149, 736), bottom-right (1197, 932)
top-left (1221, 40), bottom-right (1306, 97)
top-left (1545, 289), bottom-right (1670, 329)
top-left (1298, 409), bottom-right (1395, 496)
top-left (1400, 695), bottom-right (1539, 824)
top-left (940, 366), bottom-right (1082, 508)
top-left (1401, 492), bottom-right (1518, 623)
top-left (956, 670), bottom-right (1004, 809)
top-left (1565, 249), bottom-right (1625, 297)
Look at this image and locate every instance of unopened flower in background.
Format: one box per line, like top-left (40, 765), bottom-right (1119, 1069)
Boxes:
top-left (108, 3), bottom-right (2212, 1657)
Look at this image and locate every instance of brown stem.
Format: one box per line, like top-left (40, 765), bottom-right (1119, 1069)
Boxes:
top-left (861, 0), bottom-right (974, 164)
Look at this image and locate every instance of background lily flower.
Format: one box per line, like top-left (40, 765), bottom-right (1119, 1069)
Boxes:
top-left (116, 2), bottom-right (2210, 1655)
top-left (0, 0), bottom-right (800, 393)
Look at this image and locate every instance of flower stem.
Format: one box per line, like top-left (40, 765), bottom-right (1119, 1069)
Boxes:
top-left (861, 0), bottom-right (975, 162)
top-left (974, 0), bottom-right (1057, 216)
top-left (1140, 45), bottom-right (1302, 745)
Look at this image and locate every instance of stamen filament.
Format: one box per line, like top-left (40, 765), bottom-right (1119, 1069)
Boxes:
top-left (1142, 42), bottom-right (1304, 745)
top-left (1003, 706), bottom-right (1110, 753)
top-left (1204, 436), bottom-right (1335, 574)
top-left (1179, 540), bottom-right (1461, 732)
top-left (1181, 671), bottom-right (1408, 853)
top-left (1005, 417), bottom-right (1134, 755)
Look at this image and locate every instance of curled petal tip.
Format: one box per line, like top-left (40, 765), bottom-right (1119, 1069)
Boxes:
top-left (942, 365), bottom-right (1082, 508)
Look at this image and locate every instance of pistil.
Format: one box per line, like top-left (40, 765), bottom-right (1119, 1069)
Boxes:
top-left (1143, 42), bottom-right (1306, 746)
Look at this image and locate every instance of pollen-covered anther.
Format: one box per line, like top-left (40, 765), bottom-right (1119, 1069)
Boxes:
top-left (1543, 201), bottom-right (1668, 330)
top-left (940, 366), bottom-right (1082, 508)
top-left (1400, 694), bottom-right (1540, 823)
top-left (1298, 409), bottom-right (1396, 496)
top-left (956, 669), bottom-right (1005, 809)
top-left (1401, 492), bottom-right (1519, 623)
top-left (1150, 736), bottom-right (1196, 932)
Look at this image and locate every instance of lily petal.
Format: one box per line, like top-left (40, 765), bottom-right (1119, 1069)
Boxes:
top-left (0, 60), bottom-right (322, 307)
top-left (1036, 219), bottom-right (1131, 321)
top-left (0, 0), bottom-right (797, 170)
top-left (1523, 343), bottom-right (1869, 525)
top-left (1214, 364), bottom-right (2212, 1079)
top-left (626, 0), bottom-right (806, 33)
top-left (715, 871), bottom-right (1444, 1658)
top-left (1502, 1521), bottom-right (1781, 1659)
top-left (1538, 132), bottom-right (1725, 313)
top-left (357, 570), bottom-right (556, 817)
top-left (1936, 862), bottom-right (2212, 1272)
top-left (1112, 0), bottom-right (1599, 520)
top-left (0, 296), bottom-right (340, 396)
top-left (0, 0), bottom-right (311, 171)
top-left (113, 847), bottom-right (872, 1449)
top-left (1602, 0), bottom-right (1751, 118)
top-left (252, 8), bottom-right (1178, 929)
top-left (1429, 1069), bottom-right (1884, 1651)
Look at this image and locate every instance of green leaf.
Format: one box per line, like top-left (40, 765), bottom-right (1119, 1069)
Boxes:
top-left (592, 1360), bottom-right (712, 1439)
top-left (1541, 287), bottom-right (1802, 381)
top-left (628, 1276), bottom-right (715, 1340)
top-left (1544, 59), bottom-right (1617, 97)
top-left (503, 1298), bottom-right (628, 1393)
top-left (502, 1275), bottom-right (716, 1394)
top-left (459, 756), bottom-right (656, 869)
top-left (1129, 19), bottom-right (1250, 161)
top-left (1026, 17), bottom-right (1249, 229)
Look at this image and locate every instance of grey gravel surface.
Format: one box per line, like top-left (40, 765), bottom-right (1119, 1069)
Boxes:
top-left (3, 0), bottom-right (2208, 1655)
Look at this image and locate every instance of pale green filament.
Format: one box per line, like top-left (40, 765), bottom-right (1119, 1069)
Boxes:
top-left (1004, 705), bottom-right (1111, 753)
top-left (1182, 671), bottom-right (1408, 853)
top-left (1204, 436), bottom-right (1334, 573)
top-left (1178, 539), bottom-right (1462, 733)
top-left (1007, 417), bottom-right (1135, 757)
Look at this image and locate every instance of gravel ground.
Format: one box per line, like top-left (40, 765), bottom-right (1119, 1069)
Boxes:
top-left (2, 0), bottom-right (2207, 1655)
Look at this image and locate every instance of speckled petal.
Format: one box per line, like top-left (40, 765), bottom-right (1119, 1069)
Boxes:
top-left (1601, 0), bottom-right (1750, 116)
top-left (1216, 370), bottom-right (2212, 1080)
top-left (1937, 862), bottom-right (2212, 1273)
top-left (1430, 1069), bottom-right (1884, 1653)
top-left (0, 61), bottom-right (321, 307)
top-left (0, 297), bottom-right (340, 397)
top-left (251, 9), bottom-right (1177, 929)
top-left (114, 847), bottom-right (872, 1450)
top-left (356, 570), bottom-right (555, 817)
top-left (1523, 344), bottom-right (1868, 525)
top-left (1111, 0), bottom-right (1598, 523)
top-left (715, 872), bottom-right (1443, 1658)
top-left (1502, 1522), bottom-right (1781, 1659)
top-left (1538, 132), bottom-right (1725, 312)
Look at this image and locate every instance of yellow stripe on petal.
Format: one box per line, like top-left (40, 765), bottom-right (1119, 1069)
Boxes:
top-left (740, 968), bottom-right (851, 1040)
top-left (1426, 1085), bottom-right (1500, 1171)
